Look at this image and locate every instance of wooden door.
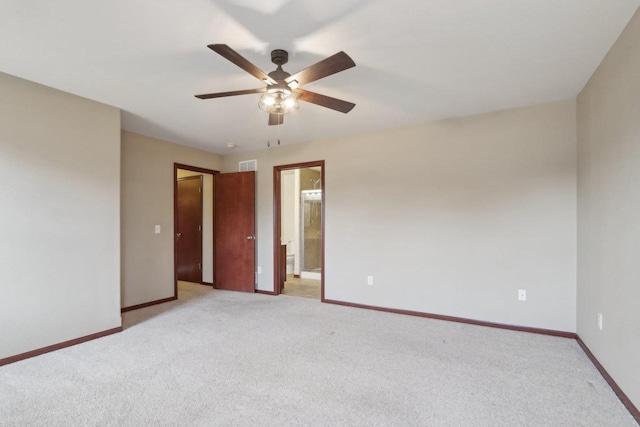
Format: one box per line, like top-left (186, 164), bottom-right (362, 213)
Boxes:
top-left (177, 176), bottom-right (203, 283)
top-left (214, 171), bottom-right (255, 292)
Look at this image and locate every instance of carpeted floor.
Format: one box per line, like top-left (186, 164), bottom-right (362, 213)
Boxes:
top-left (0, 282), bottom-right (636, 426)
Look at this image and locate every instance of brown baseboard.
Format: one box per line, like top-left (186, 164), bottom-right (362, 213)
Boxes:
top-left (322, 298), bottom-right (577, 339)
top-left (121, 296), bottom-right (177, 313)
top-left (201, 281), bottom-right (214, 286)
top-left (255, 289), bottom-right (277, 295)
top-left (0, 326), bottom-right (123, 367)
top-left (576, 336), bottom-right (640, 423)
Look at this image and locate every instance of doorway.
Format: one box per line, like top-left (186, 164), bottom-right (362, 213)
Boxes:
top-left (274, 161), bottom-right (325, 300)
top-left (174, 163), bottom-right (256, 298)
top-left (173, 164), bottom-right (217, 297)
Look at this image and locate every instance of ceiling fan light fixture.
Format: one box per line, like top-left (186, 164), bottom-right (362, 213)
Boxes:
top-left (266, 83), bottom-right (291, 96)
top-left (258, 91), bottom-right (298, 114)
top-left (266, 87), bottom-right (292, 96)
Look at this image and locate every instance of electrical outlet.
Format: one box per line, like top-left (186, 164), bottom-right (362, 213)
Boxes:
top-left (257, 266), bottom-right (262, 274)
top-left (367, 276), bottom-right (374, 286)
top-left (155, 225), bottom-right (161, 234)
top-left (518, 289), bottom-right (526, 301)
top-left (598, 313), bottom-right (603, 330)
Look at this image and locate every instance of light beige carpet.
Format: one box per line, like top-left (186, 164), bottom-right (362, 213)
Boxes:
top-left (0, 282), bottom-right (636, 426)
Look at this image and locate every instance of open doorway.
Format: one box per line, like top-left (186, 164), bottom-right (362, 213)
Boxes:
top-left (173, 163), bottom-right (218, 297)
top-left (274, 161), bottom-right (325, 300)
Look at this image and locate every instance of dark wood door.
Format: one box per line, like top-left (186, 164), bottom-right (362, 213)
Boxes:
top-left (177, 176), bottom-right (203, 283)
top-left (214, 171), bottom-right (255, 292)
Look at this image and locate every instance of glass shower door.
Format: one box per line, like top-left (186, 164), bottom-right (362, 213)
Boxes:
top-left (300, 189), bottom-right (322, 275)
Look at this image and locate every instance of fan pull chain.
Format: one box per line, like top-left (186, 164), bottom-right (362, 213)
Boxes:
top-left (267, 127), bottom-right (282, 147)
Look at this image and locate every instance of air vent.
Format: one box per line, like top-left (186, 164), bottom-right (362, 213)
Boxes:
top-left (239, 160), bottom-right (257, 172)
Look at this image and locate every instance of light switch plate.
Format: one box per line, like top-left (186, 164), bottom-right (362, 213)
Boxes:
top-left (155, 225), bottom-right (161, 234)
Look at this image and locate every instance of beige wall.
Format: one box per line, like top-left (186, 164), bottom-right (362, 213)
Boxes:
top-left (0, 72), bottom-right (121, 359)
top-left (121, 131), bottom-right (222, 307)
top-left (577, 7), bottom-right (640, 408)
top-left (176, 169), bottom-right (214, 283)
top-left (224, 100), bottom-right (577, 332)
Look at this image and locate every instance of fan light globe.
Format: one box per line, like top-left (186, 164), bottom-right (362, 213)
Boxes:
top-left (259, 90), bottom-right (299, 114)
top-left (261, 95), bottom-right (276, 106)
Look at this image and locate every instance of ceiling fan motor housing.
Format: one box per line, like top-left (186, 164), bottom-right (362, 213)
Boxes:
top-left (271, 49), bottom-right (288, 66)
top-left (268, 49), bottom-right (292, 82)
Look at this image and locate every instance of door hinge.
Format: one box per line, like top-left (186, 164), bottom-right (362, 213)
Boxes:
top-left (199, 187), bottom-right (202, 193)
top-left (198, 263), bottom-right (202, 270)
top-left (198, 225), bottom-right (202, 231)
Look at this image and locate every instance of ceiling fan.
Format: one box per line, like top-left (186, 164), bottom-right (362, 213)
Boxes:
top-left (195, 44), bottom-right (356, 126)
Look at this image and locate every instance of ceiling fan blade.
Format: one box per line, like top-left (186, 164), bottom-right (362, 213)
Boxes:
top-left (195, 88), bottom-right (266, 99)
top-left (268, 113), bottom-right (284, 126)
top-left (208, 44), bottom-right (276, 85)
top-left (286, 51), bottom-right (355, 87)
top-left (295, 89), bottom-right (355, 113)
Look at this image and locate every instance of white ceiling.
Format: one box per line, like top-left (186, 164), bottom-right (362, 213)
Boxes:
top-left (1, 1), bottom-right (638, 154)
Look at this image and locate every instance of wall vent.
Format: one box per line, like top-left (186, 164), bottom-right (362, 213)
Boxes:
top-left (239, 159), bottom-right (257, 172)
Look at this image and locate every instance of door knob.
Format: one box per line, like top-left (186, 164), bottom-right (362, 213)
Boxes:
top-left (176, 233), bottom-right (182, 238)
top-left (247, 235), bottom-right (255, 240)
